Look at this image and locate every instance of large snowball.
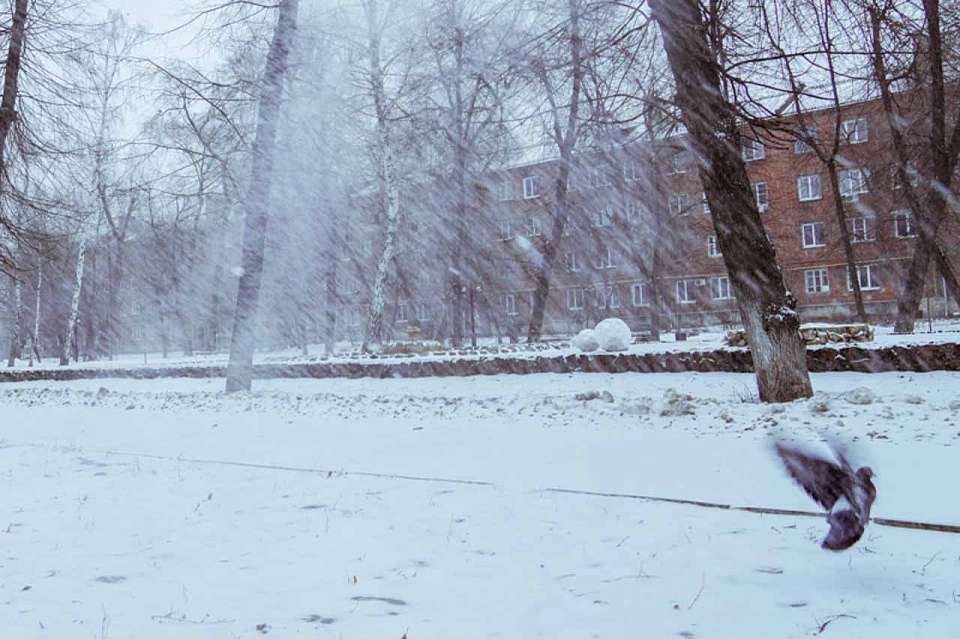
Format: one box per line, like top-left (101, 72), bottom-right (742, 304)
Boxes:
top-left (594, 318), bottom-right (632, 352)
top-left (572, 328), bottom-right (599, 352)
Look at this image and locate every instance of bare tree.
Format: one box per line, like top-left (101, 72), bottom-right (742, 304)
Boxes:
top-left (225, 0), bottom-right (300, 391)
top-left (651, 0), bottom-right (813, 402)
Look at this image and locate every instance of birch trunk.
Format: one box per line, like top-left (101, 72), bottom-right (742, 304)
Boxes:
top-left (6, 276), bottom-right (22, 366)
top-left (361, 0), bottom-right (402, 353)
top-left (652, 0), bottom-right (812, 402)
top-left (224, 0), bottom-right (299, 392)
top-left (31, 263), bottom-right (41, 362)
top-left (61, 236), bottom-right (87, 366)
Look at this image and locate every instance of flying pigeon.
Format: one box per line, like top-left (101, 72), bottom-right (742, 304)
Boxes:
top-left (773, 438), bottom-right (876, 551)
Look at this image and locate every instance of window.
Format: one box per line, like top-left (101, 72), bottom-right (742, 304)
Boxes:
top-left (753, 182), bottom-right (769, 212)
top-left (797, 174), bottom-right (822, 201)
top-left (504, 293), bottom-right (518, 316)
top-left (631, 282), bottom-right (649, 307)
top-left (498, 219), bottom-right (512, 241)
top-left (804, 268), bottom-right (830, 294)
top-left (566, 288), bottom-right (585, 310)
top-left (794, 127), bottom-right (816, 154)
top-left (595, 246), bottom-right (616, 269)
top-left (669, 192), bottom-right (690, 216)
top-left (801, 222), bottom-right (825, 248)
top-left (396, 302), bottom-right (408, 323)
top-left (710, 276), bottom-right (734, 300)
top-left (891, 163), bottom-right (919, 190)
top-left (847, 264), bottom-right (881, 291)
top-left (848, 216), bottom-right (874, 242)
top-left (499, 178), bottom-right (513, 201)
top-left (566, 172), bottom-right (579, 192)
top-left (676, 280), bottom-right (696, 304)
top-left (592, 168), bottom-right (611, 188)
top-left (593, 207), bottom-right (614, 227)
top-left (841, 117), bottom-right (868, 144)
top-left (415, 303), bottom-right (431, 322)
top-left (701, 192), bottom-right (711, 215)
top-left (894, 210), bottom-right (916, 238)
top-left (526, 217), bottom-right (543, 236)
top-left (596, 285), bottom-right (621, 309)
top-left (564, 252), bottom-right (580, 272)
top-left (667, 153), bottom-right (686, 175)
top-left (522, 175), bottom-right (541, 199)
top-left (625, 200), bottom-right (644, 224)
top-left (839, 168), bottom-right (869, 198)
top-left (742, 138), bottom-right (765, 161)
top-left (707, 235), bottom-right (721, 257)
top-left (623, 161), bottom-right (641, 182)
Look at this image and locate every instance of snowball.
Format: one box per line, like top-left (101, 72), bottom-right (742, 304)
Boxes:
top-left (572, 329), bottom-right (599, 352)
top-left (594, 318), bottom-right (632, 352)
top-left (844, 386), bottom-right (876, 405)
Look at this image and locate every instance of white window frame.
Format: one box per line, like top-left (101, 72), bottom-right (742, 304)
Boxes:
top-left (631, 282), bottom-right (649, 307)
top-left (592, 168), bottom-right (611, 188)
top-left (701, 192), bottom-right (711, 215)
top-left (565, 252), bottom-right (580, 272)
top-left (498, 219), bottom-right (512, 241)
top-left (848, 216), bottom-right (874, 243)
top-left (396, 301), bottom-right (408, 323)
top-left (626, 200), bottom-right (643, 224)
top-left (593, 207), bottom-right (614, 227)
top-left (667, 153), bottom-right (686, 175)
top-left (499, 178), bottom-right (513, 202)
top-left (801, 222), bottom-right (825, 248)
top-left (707, 235), bottom-right (721, 257)
top-left (793, 127), bottom-right (816, 154)
top-left (847, 264), bottom-right (881, 291)
top-left (415, 303), bottom-right (431, 322)
top-left (595, 246), bottom-right (616, 270)
top-left (841, 117), bottom-right (868, 144)
top-left (527, 216), bottom-right (543, 236)
top-left (623, 161), bottom-right (641, 182)
top-left (669, 192), bottom-right (689, 216)
top-left (894, 210), bottom-right (916, 238)
top-left (566, 288), bottom-right (585, 310)
top-left (504, 293), bottom-right (518, 316)
top-left (676, 279), bottom-right (696, 304)
top-left (596, 285), bottom-right (621, 310)
top-left (710, 276), bottom-right (734, 301)
top-left (797, 174), bottom-right (822, 202)
top-left (839, 168), bottom-right (869, 198)
top-left (804, 268), bottom-right (830, 294)
top-left (522, 175), bottom-right (541, 199)
top-left (742, 138), bottom-right (766, 162)
top-left (753, 182), bottom-right (769, 212)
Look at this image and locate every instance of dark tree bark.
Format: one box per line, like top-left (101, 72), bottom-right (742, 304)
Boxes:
top-left (225, 0), bottom-right (299, 392)
top-left (652, 0), bottom-right (812, 402)
top-left (0, 0), bottom-right (27, 183)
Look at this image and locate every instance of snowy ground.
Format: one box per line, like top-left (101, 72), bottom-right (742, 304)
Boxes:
top-left (2, 371), bottom-right (959, 637)
top-left (9, 319), bottom-right (960, 373)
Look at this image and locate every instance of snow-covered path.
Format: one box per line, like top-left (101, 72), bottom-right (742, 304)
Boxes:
top-left (1, 371), bottom-right (959, 637)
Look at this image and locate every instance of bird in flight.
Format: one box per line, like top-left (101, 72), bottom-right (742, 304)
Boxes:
top-left (773, 438), bottom-right (876, 551)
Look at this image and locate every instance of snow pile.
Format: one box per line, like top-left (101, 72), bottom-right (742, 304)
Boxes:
top-left (572, 329), bottom-right (599, 352)
top-left (594, 318), bottom-right (631, 352)
top-left (660, 387), bottom-right (695, 416)
top-left (845, 386), bottom-right (877, 405)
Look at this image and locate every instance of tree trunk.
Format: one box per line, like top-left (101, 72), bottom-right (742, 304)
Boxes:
top-left (31, 263), bottom-right (41, 362)
top-left (0, 0), bottom-right (27, 197)
top-left (652, 0), bottom-right (812, 402)
top-left (61, 236), bottom-right (87, 366)
top-left (224, 0), bottom-right (298, 392)
top-left (361, 0), bottom-right (402, 353)
top-left (323, 233), bottom-right (338, 356)
top-left (825, 162), bottom-right (868, 324)
top-left (6, 276), bottom-right (22, 366)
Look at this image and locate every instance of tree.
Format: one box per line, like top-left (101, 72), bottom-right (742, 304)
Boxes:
top-left (651, 0), bottom-right (813, 402)
top-left (225, 0), bottom-right (299, 392)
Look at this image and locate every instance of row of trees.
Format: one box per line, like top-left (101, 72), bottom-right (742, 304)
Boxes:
top-left (1, 0), bottom-right (958, 401)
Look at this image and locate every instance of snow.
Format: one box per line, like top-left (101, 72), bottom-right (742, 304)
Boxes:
top-left (572, 328), bottom-right (599, 352)
top-left (593, 318), bottom-right (632, 352)
top-left (1, 370), bottom-right (959, 637)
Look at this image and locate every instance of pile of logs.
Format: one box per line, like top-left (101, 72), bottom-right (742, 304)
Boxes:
top-left (725, 324), bottom-right (875, 347)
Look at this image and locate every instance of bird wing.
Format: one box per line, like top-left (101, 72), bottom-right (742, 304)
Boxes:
top-left (774, 442), bottom-right (852, 511)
